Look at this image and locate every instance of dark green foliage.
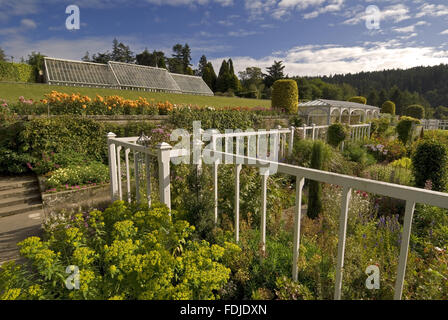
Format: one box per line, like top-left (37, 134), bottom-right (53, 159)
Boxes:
top-left (404, 105), bottom-right (425, 119)
top-left (264, 60), bottom-right (286, 88)
top-left (136, 49), bottom-right (166, 68)
top-left (271, 80), bottom-right (299, 114)
top-left (396, 116), bottom-right (420, 144)
top-left (308, 141), bottom-right (324, 219)
top-left (327, 123), bottom-right (348, 147)
top-left (412, 140), bottom-right (448, 192)
top-left (183, 166), bottom-right (215, 242)
top-left (343, 144), bottom-right (376, 168)
top-left (381, 101), bottom-right (396, 115)
top-left (216, 59), bottom-right (240, 93)
top-left (348, 96), bottom-right (367, 104)
top-left (289, 115), bottom-right (303, 127)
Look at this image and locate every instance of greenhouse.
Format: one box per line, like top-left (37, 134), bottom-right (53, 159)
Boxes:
top-left (108, 61), bottom-right (182, 93)
top-left (298, 99), bottom-right (380, 125)
top-left (44, 57), bottom-right (119, 88)
top-left (43, 57), bottom-right (214, 96)
top-left (169, 73), bottom-right (214, 96)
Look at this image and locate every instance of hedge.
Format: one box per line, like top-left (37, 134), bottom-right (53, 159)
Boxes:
top-left (404, 105), bottom-right (424, 119)
top-left (381, 101), bottom-right (396, 115)
top-left (0, 116), bottom-right (158, 175)
top-left (0, 61), bottom-right (36, 83)
top-left (348, 96), bottom-right (367, 105)
top-left (271, 80), bottom-right (299, 114)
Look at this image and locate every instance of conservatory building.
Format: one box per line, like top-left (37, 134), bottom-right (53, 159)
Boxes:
top-left (298, 99), bottom-right (381, 125)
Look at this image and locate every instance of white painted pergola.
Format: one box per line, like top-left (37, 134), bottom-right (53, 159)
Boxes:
top-left (298, 99), bottom-right (381, 125)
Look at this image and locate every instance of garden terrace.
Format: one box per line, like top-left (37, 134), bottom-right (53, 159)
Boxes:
top-left (106, 127), bottom-right (448, 300)
top-left (298, 99), bottom-right (380, 125)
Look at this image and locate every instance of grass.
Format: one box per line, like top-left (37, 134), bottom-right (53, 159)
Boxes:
top-left (0, 82), bottom-right (271, 109)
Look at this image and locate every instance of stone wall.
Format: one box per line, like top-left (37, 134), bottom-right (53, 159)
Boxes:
top-left (37, 177), bottom-right (111, 218)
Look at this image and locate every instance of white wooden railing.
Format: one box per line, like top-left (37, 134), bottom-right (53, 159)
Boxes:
top-left (421, 119), bottom-right (448, 130)
top-left (106, 124), bottom-right (448, 300)
top-left (299, 123), bottom-right (371, 142)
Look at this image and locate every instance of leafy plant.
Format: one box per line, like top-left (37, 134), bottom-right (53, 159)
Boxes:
top-left (327, 123), bottom-right (348, 147)
top-left (396, 116), bottom-right (420, 145)
top-left (411, 139), bottom-right (448, 191)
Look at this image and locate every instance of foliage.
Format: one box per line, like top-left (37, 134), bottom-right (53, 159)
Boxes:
top-left (308, 141), bottom-right (325, 220)
top-left (411, 139), bottom-right (448, 191)
top-left (343, 144), bottom-right (376, 169)
top-left (0, 202), bottom-right (231, 300)
top-left (288, 115), bottom-right (303, 127)
top-left (348, 96), bottom-right (367, 104)
top-left (271, 80), bottom-right (299, 114)
top-left (396, 116), bottom-right (420, 144)
top-left (381, 101), bottom-right (396, 115)
top-left (404, 105), bottom-right (425, 119)
top-left (364, 137), bottom-right (407, 163)
top-left (362, 163), bottom-right (413, 186)
top-left (169, 106), bottom-right (263, 131)
top-left (0, 61), bottom-right (35, 83)
top-left (45, 161), bottom-right (109, 190)
top-left (370, 117), bottom-right (390, 137)
top-left (327, 123), bottom-right (348, 147)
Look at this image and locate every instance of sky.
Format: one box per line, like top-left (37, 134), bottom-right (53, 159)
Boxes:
top-left (1, 0), bottom-right (448, 77)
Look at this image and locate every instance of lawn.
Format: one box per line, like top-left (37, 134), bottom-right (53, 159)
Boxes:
top-left (0, 82), bottom-right (271, 109)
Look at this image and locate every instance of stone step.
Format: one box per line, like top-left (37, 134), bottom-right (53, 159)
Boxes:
top-left (0, 186), bottom-right (41, 200)
top-left (0, 180), bottom-right (38, 192)
top-left (0, 202), bottom-right (43, 218)
top-left (0, 194), bottom-right (42, 208)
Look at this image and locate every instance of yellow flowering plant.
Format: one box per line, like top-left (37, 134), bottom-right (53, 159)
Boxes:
top-left (0, 201), bottom-right (232, 300)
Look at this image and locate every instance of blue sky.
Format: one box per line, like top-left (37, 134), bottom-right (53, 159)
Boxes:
top-left (1, 0), bottom-right (448, 76)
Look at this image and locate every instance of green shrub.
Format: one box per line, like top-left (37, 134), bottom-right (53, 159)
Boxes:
top-left (404, 105), bottom-right (425, 119)
top-left (396, 116), bottom-right (420, 144)
top-left (289, 139), bottom-right (332, 169)
top-left (19, 116), bottom-right (107, 171)
top-left (45, 161), bottom-right (109, 190)
top-left (289, 115), bottom-right (303, 127)
top-left (343, 144), bottom-right (376, 168)
top-left (327, 123), bottom-right (348, 147)
top-left (371, 118), bottom-right (390, 137)
top-left (170, 107), bottom-right (260, 131)
top-left (411, 139), bottom-right (448, 191)
top-left (0, 61), bottom-right (35, 82)
top-left (348, 96), bottom-right (367, 104)
top-left (0, 201), bottom-right (231, 300)
top-left (271, 80), bottom-right (299, 114)
top-left (381, 101), bottom-right (396, 115)
top-left (308, 141), bottom-right (324, 220)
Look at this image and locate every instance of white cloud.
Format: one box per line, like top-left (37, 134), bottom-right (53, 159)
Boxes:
top-left (0, 18), bottom-right (37, 36)
top-left (211, 42), bottom-right (448, 77)
top-left (416, 3), bottom-right (448, 18)
top-left (228, 29), bottom-right (258, 37)
top-left (441, 30), bottom-right (448, 35)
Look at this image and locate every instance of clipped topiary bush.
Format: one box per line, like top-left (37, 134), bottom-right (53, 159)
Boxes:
top-left (411, 139), bottom-right (448, 191)
top-left (327, 123), bottom-right (348, 147)
top-left (396, 116), bottom-right (420, 144)
top-left (348, 96), bottom-right (367, 105)
top-left (271, 80), bottom-right (299, 114)
top-left (381, 101), bottom-right (396, 115)
top-left (404, 105), bottom-right (425, 120)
